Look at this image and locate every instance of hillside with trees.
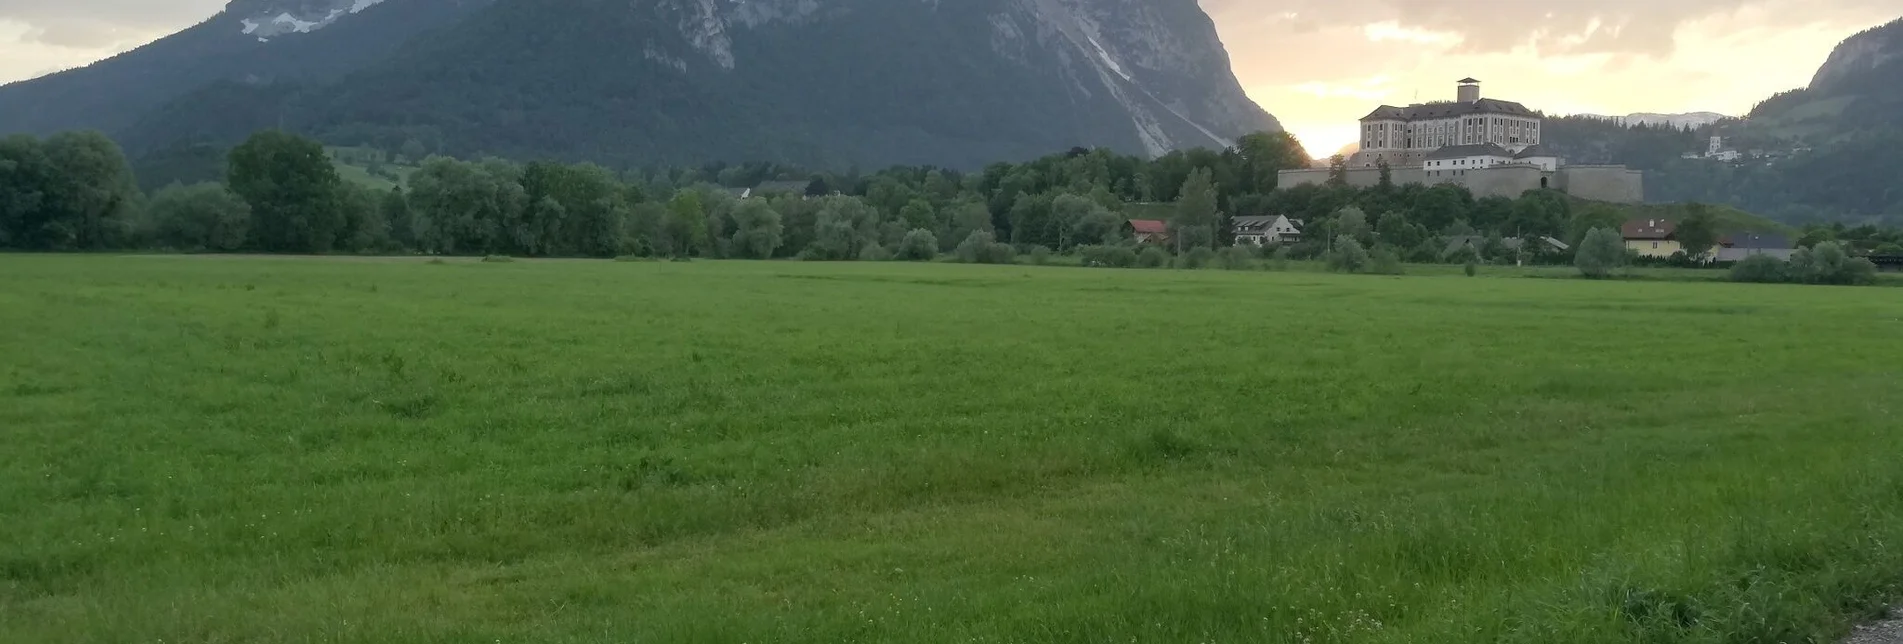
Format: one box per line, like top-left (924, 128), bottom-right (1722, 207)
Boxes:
top-left (1639, 17), bottom-right (1903, 226)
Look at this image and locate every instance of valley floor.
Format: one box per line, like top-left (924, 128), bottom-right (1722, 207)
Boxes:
top-left (2, 255), bottom-right (1900, 643)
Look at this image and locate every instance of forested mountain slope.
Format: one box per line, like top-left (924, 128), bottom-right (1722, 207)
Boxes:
top-left (2, 0), bottom-right (1279, 170)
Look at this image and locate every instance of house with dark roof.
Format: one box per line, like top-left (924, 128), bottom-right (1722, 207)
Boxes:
top-left (1442, 235), bottom-right (1569, 262)
top-left (1230, 215), bottom-right (1302, 245)
top-left (751, 180), bottom-right (812, 198)
top-left (1125, 219), bottom-right (1170, 245)
top-left (1716, 232), bottom-right (1793, 261)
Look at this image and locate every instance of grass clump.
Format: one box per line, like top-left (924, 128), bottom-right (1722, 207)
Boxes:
top-left (481, 255), bottom-right (516, 263)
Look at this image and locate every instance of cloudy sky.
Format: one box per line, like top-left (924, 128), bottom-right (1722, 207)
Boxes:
top-left (2, 0), bottom-right (1900, 157)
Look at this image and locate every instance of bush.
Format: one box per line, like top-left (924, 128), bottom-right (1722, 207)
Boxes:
top-left (1730, 254), bottom-right (1789, 283)
top-left (1179, 246), bottom-right (1216, 269)
top-left (984, 243), bottom-right (1017, 265)
top-left (1791, 241), bottom-right (1877, 285)
top-left (481, 255), bottom-right (515, 263)
top-left (1575, 228), bottom-right (1627, 279)
top-left (859, 242), bottom-right (893, 261)
top-left (1463, 257), bottom-right (1478, 277)
top-left (1369, 245), bottom-right (1404, 275)
top-left (1137, 246), bottom-right (1170, 268)
top-left (1324, 236), bottom-right (1369, 273)
top-left (1077, 245), bottom-right (1138, 268)
top-left (1216, 246), bottom-right (1255, 270)
top-left (954, 231), bottom-right (1014, 264)
top-left (895, 229), bottom-right (938, 261)
top-left (1027, 246), bottom-right (1052, 265)
top-left (1269, 246), bottom-right (1292, 271)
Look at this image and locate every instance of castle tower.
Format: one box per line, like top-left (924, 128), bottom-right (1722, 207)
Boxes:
top-left (1457, 77), bottom-right (1481, 103)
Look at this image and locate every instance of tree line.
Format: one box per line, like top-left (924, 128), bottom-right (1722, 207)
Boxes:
top-left (4, 129), bottom-right (1305, 258)
top-left (5, 128), bottom-right (1899, 269)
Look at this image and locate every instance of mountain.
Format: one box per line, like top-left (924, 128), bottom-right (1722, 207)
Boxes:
top-left (1642, 16), bottom-right (1903, 224)
top-left (1808, 18), bottom-right (1903, 94)
top-left (0, 0), bottom-right (1279, 170)
top-left (1745, 17), bottom-right (1903, 136)
top-left (1573, 112), bottom-right (1729, 129)
top-left (0, 0), bottom-right (492, 138)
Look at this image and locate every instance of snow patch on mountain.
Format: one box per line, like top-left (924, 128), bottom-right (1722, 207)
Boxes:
top-left (230, 0), bottom-right (389, 39)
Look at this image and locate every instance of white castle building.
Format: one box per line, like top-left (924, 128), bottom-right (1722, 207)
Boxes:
top-left (1279, 78), bottom-right (1643, 203)
top-left (1350, 78), bottom-right (1546, 169)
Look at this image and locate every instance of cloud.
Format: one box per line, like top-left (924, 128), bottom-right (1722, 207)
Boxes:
top-left (0, 0), bottom-right (223, 47)
top-left (1208, 0), bottom-right (1902, 58)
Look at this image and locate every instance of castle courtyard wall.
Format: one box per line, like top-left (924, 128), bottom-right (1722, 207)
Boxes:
top-left (1277, 165), bottom-right (1642, 204)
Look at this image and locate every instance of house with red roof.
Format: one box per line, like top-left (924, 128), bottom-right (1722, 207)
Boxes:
top-left (1125, 219), bottom-right (1170, 245)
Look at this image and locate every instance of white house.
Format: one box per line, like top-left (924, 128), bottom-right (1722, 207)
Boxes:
top-left (1423, 143), bottom-right (1515, 178)
top-left (1231, 215), bottom-right (1302, 245)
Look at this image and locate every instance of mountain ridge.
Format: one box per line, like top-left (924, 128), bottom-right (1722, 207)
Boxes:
top-left (0, 0), bottom-right (1279, 170)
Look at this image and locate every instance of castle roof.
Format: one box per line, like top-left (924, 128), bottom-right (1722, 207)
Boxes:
top-left (1513, 144), bottom-right (1555, 159)
top-left (1360, 98), bottom-right (1539, 122)
top-left (1425, 143), bottom-right (1513, 160)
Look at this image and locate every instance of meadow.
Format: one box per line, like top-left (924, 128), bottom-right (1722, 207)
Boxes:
top-left (2, 255), bottom-right (1901, 643)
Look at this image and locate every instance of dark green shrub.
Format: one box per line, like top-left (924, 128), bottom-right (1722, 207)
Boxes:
top-left (1216, 246), bottom-right (1255, 270)
top-left (1730, 254), bottom-right (1789, 283)
top-left (1575, 228), bottom-right (1626, 279)
top-left (1180, 246), bottom-right (1215, 269)
top-left (1137, 246), bottom-right (1170, 268)
top-left (859, 242), bottom-right (893, 261)
top-left (895, 229), bottom-right (938, 261)
top-left (1027, 246), bottom-right (1052, 265)
top-left (1324, 236), bottom-right (1369, 273)
top-left (1370, 245), bottom-right (1404, 275)
top-left (954, 231), bottom-right (1014, 264)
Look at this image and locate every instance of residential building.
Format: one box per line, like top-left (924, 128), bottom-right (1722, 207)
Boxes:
top-left (1230, 215), bottom-right (1302, 245)
top-left (1716, 233), bottom-right (1794, 261)
top-left (1442, 235), bottom-right (1569, 261)
top-left (1126, 219), bottom-right (1170, 245)
top-left (1622, 219), bottom-right (1682, 258)
top-left (751, 180), bottom-right (812, 197)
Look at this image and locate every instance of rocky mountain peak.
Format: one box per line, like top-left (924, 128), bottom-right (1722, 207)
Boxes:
top-left (1809, 17), bottom-right (1903, 92)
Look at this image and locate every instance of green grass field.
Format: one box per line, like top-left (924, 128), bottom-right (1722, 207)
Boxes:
top-left (3, 255), bottom-right (1901, 643)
